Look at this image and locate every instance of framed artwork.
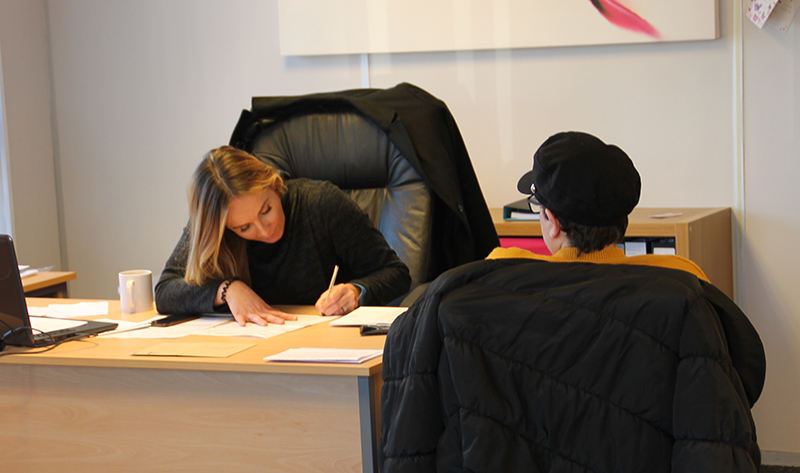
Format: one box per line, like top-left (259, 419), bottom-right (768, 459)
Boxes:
top-left (279, 0), bottom-right (719, 56)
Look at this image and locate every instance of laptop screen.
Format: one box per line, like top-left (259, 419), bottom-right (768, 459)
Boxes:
top-left (0, 234), bottom-right (36, 346)
top-left (0, 234), bottom-right (117, 348)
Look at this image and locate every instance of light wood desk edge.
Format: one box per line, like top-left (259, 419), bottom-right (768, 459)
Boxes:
top-left (1, 299), bottom-right (385, 473)
top-left (21, 271), bottom-right (76, 298)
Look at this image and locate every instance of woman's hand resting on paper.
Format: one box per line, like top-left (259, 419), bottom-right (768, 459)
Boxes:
top-left (216, 280), bottom-right (297, 326)
top-left (315, 283), bottom-right (360, 316)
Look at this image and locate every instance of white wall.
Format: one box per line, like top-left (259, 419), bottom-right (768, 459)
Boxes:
top-left (0, 70), bottom-right (9, 235)
top-left (44, 0), bottom-right (739, 293)
top-left (367, 31), bottom-right (737, 210)
top-left (45, 0), bottom-right (362, 297)
top-left (743, 19), bottom-right (800, 453)
top-left (0, 0), bottom-right (61, 268)
top-left (1, 0), bottom-right (797, 457)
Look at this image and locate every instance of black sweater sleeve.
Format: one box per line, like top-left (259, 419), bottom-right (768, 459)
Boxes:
top-left (317, 183), bottom-right (411, 305)
top-left (154, 226), bottom-right (223, 315)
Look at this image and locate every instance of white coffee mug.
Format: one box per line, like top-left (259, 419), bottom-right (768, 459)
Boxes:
top-left (119, 269), bottom-right (154, 313)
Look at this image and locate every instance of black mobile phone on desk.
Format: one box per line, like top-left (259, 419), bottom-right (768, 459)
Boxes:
top-left (151, 314), bottom-right (199, 327)
top-left (360, 324), bottom-right (391, 336)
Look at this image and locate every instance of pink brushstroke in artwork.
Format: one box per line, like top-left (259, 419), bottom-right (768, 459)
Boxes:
top-left (590, 0), bottom-right (662, 40)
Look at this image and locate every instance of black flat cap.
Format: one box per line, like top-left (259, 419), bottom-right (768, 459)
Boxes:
top-left (517, 131), bottom-right (641, 227)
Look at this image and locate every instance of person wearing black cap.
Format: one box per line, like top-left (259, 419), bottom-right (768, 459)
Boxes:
top-left (379, 131), bottom-right (765, 473)
top-left (487, 131), bottom-right (707, 280)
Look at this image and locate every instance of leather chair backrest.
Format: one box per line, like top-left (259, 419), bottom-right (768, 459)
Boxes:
top-left (249, 110), bottom-right (433, 289)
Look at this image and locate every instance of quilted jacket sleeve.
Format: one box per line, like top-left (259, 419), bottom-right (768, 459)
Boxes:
top-left (670, 293), bottom-right (762, 472)
top-left (379, 260), bottom-right (509, 473)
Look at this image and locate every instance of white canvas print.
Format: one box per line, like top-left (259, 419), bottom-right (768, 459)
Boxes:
top-left (279, 0), bottom-right (720, 56)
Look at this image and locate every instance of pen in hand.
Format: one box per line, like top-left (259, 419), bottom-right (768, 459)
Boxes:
top-left (325, 265), bottom-right (339, 304)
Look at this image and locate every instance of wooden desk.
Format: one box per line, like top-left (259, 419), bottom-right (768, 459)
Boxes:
top-left (21, 271), bottom-right (77, 298)
top-left (492, 207), bottom-right (733, 298)
top-left (0, 299), bottom-right (386, 473)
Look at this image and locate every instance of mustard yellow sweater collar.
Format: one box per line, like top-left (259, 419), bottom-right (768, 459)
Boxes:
top-left (548, 246), bottom-right (627, 262)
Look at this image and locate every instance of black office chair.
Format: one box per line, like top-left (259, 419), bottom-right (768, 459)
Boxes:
top-left (229, 83), bottom-right (499, 295)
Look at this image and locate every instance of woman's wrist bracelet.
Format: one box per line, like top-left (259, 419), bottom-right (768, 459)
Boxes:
top-left (220, 278), bottom-right (239, 304)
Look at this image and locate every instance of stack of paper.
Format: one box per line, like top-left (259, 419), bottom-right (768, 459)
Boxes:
top-left (133, 342), bottom-right (255, 358)
top-left (101, 317), bottom-right (228, 339)
top-left (265, 347), bottom-right (383, 364)
top-left (328, 306), bottom-right (407, 327)
top-left (29, 317), bottom-right (87, 333)
top-left (28, 301), bottom-right (110, 318)
top-left (198, 314), bottom-right (330, 339)
top-left (18, 265), bottom-right (38, 278)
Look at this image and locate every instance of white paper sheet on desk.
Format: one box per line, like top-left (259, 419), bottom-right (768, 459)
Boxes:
top-left (95, 317), bottom-right (163, 336)
top-left (328, 306), bottom-right (408, 327)
top-left (29, 316), bottom-right (86, 332)
top-left (197, 314), bottom-right (330, 339)
top-left (27, 301), bottom-right (109, 318)
top-left (100, 317), bottom-right (227, 339)
top-left (18, 265), bottom-right (39, 278)
top-left (265, 347), bottom-right (383, 363)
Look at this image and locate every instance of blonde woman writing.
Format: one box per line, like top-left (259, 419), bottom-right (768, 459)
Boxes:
top-left (154, 146), bottom-right (411, 326)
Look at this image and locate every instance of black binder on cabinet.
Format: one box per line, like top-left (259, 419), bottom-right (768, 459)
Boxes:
top-left (502, 198), bottom-right (540, 221)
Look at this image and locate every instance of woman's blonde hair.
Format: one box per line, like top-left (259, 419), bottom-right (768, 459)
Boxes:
top-left (185, 146), bottom-right (285, 286)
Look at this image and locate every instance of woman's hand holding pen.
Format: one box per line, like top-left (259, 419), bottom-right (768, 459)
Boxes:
top-left (217, 280), bottom-right (297, 326)
top-left (316, 283), bottom-right (360, 316)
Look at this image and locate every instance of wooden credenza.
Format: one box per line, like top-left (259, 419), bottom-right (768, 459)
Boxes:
top-left (21, 270), bottom-right (76, 298)
top-left (492, 207), bottom-right (733, 298)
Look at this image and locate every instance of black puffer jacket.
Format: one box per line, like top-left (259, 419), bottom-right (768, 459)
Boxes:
top-left (380, 258), bottom-right (765, 473)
